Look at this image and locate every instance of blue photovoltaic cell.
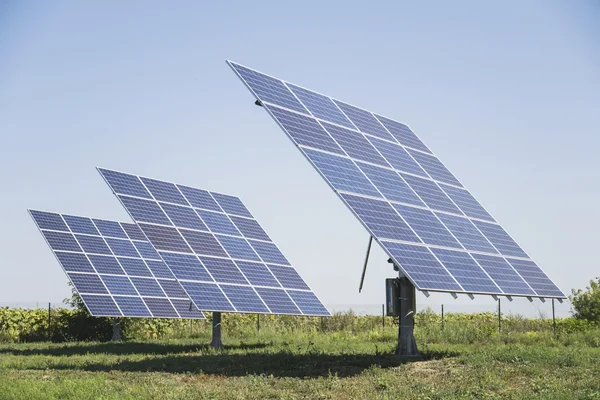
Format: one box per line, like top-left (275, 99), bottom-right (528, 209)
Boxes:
top-left (303, 149), bottom-right (380, 197)
top-left (130, 277), bottom-right (165, 297)
top-left (178, 185), bottom-right (222, 211)
top-left (407, 150), bottom-right (462, 187)
top-left (88, 255), bottom-right (125, 275)
top-left (55, 252), bottom-right (94, 273)
top-left (161, 203), bottom-right (208, 231)
top-left (30, 211), bottom-right (203, 319)
top-left (114, 297), bottom-right (151, 317)
top-left (139, 224), bottom-right (192, 253)
top-left (99, 170), bottom-right (329, 314)
top-left (392, 204), bottom-right (461, 249)
top-left (211, 193), bottom-right (254, 218)
top-left (180, 281), bottom-right (235, 311)
top-left (287, 84), bottom-right (355, 128)
top-left (374, 115), bottom-right (431, 154)
top-left (229, 62), bottom-right (308, 114)
top-left (93, 219), bottom-right (128, 239)
top-left (216, 235), bottom-right (261, 262)
top-left (402, 174), bottom-right (463, 215)
top-left (140, 177), bottom-right (189, 206)
top-left (81, 295), bottom-right (121, 316)
top-left (235, 261), bottom-right (280, 288)
top-left (100, 275), bottom-right (138, 296)
top-left (120, 196), bottom-right (172, 226)
top-left (199, 256), bottom-right (248, 284)
top-left (356, 162), bottom-right (424, 206)
top-left (255, 288), bottom-right (301, 314)
top-left (429, 248), bottom-right (500, 293)
top-left (143, 297), bottom-right (179, 318)
top-left (470, 253), bottom-right (535, 295)
top-left (159, 252), bottom-right (213, 282)
top-left (434, 213), bottom-right (498, 254)
top-left (118, 257), bottom-right (152, 277)
top-left (248, 240), bottom-right (290, 265)
top-left (179, 229), bottom-right (228, 257)
top-left (229, 63), bottom-right (564, 298)
top-left (63, 215), bottom-right (99, 235)
top-left (220, 285), bottom-right (269, 313)
top-left (133, 241), bottom-right (161, 259)
top-left (75, 234), bottom-right (112, 255)
top-left (230, 216), bottom-right (271, 241)
top-left (268, 265), bottom-right (309, 290)
top-left (121, 222), bottom-right (147, 241)
top-left (105, 238), bottom-right (140, 258)
top-left (440, 185), bottom-right (495, 222)
top-left (340, 194), bottom-right (420, 242)
top-left (333, 101), bottom-right (395, 141)
top-left (321, 122), bottom-right (389, 167)
top-left (68, 273), bottom-right (108, 294)
top-left (380, 242), bottom-right (462, 291)
top-left (171, 299), bottom-right (204, 319)
top-left (471, 221), bottom-right (529, 259)
top-left (99, 168), bottom-right (152, 199)
top-left (367, 137), bottom-right (428, 177)
top-left (505, 258), bottom-right (563, 297)
top-left (287, 290), bottom-right (329, 316)
top-left (266, 104), bottom-right (344, 155)
top-left (42, 231), bottom-right (82, 252)
top-left (197, 210), bottom-right (241, 236)
top-left (30, 210), bottom-right (69, 231)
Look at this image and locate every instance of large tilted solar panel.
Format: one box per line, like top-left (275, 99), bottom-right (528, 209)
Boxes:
top-left (228, 61), bottom-right (565, 299)
top-left (29, 210), bottom-right (205, 318)
top-left (98, 168), bottom-right (330, 316)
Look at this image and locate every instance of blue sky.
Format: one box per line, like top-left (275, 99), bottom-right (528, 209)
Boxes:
top-left (1, 1), bottom-right (598, 317)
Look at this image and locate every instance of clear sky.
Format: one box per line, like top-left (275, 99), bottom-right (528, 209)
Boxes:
top-left (1, 1), bottom-right (598, 317)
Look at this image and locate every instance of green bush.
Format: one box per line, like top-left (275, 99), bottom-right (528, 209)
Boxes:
top-left (570, 277), bottom-right (600, 323)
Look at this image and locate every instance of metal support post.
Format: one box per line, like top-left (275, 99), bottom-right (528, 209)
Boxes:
top-left (396, 277), bottom-right (419, 357)
top-left (257, 313), bottom-right (260, 333)
top-left (497, 298), bottom-right (501, 334)
top-left (112, 317), bottom-right (122, 342)
top-left (47, 302), bottom-right (51, 341)
top-left (552, 299), bottom-right (557, 339)
top-left (359, 236), bottom-right (373, 293)
top-left (441, 304), bottom-right (444, 331)
top-left (210, 312), bottom-right (223, 350)
top-left (382, 303), bottom-right (385, 328)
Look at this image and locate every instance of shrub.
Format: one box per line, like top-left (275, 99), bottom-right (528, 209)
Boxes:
top-left (570, 277), bottom-right (600, 323)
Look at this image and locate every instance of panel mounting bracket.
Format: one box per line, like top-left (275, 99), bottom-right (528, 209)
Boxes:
top-left (539, 297), bottom-right (546, 303)
top-left (491, 295), bottom-right (498, 301)
top-left (506, 296), bottom-right (513, 302)
top-left (422, 290), bottom-right (430, 298)
top-left (527, 297), bottom-right (533, 302)
top-left (557, 298), bottom-right (563, 304)
top-left (467, 293), bottom-right (474, 300)
top-left (450, 293), bottom-right (458, 299)
top-left (255, 99), bottom-right (263, 107)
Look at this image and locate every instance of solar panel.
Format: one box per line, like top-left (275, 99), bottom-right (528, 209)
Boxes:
top-left (98, 168), bottom-right (330, 315)
top-left (29, 210), bottom-right (205, 318)
top-left (228, 61), bottom-right (565, 299)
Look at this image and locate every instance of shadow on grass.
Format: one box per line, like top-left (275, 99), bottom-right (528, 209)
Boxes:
top-left (0, 342), bottom-right (268, 356)
top-left (15, 348), bottom-right (459, 378)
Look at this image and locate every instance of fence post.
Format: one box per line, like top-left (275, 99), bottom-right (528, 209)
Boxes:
top-left (382, 304), bottom-right (385, 328)
top-left (320, 316), bottom-right (324, 332)
top-left (47, 302), bottom-right (51, 341)
top-left (497, 298), bottom-right (501, 334)
top-left (441, 304), bottom-right (444, 331)
top-left (552, 299), bottom-right (557, 339)
top-left (257, 313), bottom-right (260, 333)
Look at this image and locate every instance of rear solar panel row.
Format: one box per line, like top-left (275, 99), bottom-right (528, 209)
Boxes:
top-left (228, 61), bottom-right (564, 298)
top-left (29, 210), bottom-right (205, 318)
top-left (99, 168), bottom-right (330, 316)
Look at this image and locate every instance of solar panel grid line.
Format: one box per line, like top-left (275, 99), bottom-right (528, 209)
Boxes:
top-left (99, 168), bottom-right (330, 315)
top-left (29, 210), bottom-right (125, 317)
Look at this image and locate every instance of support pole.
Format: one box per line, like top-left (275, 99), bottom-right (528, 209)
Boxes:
top-left (210, 312), bottom-right (223, 350)
top-left (497, 298), bottom-right (501, 334)
top-left (359, 236), bottom-right (373, 293)
top-left (47, 302), bottom-right (51, 341)
top-left (441, 304), bottom-right (444, 331)
top-left (112, 317), bottom-right (121, 342)
top-left (257, 313), bottom-right (260, 333)
top-left (552, 299), bottom-right (557, 339)
top-left (396, 277), bottom-right (419, 357)
top-left (382, 303), bottom-right (385, 328)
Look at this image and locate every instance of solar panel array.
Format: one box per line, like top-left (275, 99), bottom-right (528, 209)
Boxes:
top-left (98, 168), bottom-right (330, 315)
top-left (228, 61), bottom-right (565, 299)
top-left (29, 210), bottom-right (205, 318)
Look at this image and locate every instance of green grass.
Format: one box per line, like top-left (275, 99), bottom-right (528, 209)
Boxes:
top-left (1, 327), bottom-right (599, 399)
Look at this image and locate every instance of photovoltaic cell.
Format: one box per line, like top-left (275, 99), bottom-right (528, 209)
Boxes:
top-left (29, 210), bottom-right (204, 319)
top-left (228, 61), bottom-right (564, 298)
top-left (470, 253), bottom-right (535, 295)
top-left (98, 169), bottom-right (329, 315)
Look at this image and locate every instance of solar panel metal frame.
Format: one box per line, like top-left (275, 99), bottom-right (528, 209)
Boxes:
top-left (98, 168), bottom-right (331, 316)
top-left (227, 60), bottom-right (565, 299)
top-left (29, 210), bottom-right (205, 319)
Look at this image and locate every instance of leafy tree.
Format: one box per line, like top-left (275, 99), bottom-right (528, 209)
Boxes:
top-left (570, 278), bottom-right (600, 323)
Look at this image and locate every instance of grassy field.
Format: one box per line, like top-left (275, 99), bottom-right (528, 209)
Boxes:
top-left (1, 324), bottom-right (599, 400)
